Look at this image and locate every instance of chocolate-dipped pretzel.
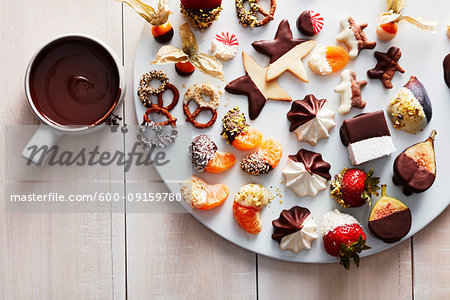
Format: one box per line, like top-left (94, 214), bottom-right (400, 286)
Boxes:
top-left (183, 83), bottom-right (221, 129)
top-left (137, 70), bottom-right (169, 101)
top-left (143, 106), bottom-right (177, 127)
top-left (235, 0), bottom-right (276, 28)
top-left (183, 99), bottom-right (218, 129)
top-left (140, 106), bottom-right (178, 148)
top-left (156, 83), bottom-right (179, 111)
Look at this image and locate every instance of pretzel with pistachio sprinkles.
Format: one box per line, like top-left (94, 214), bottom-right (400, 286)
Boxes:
top-left (235, 0), bottom-right (277, 28)
top-left (137, 70), bottom-right (169, 106)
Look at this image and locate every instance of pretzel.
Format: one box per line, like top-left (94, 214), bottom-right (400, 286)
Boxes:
top-left (137, 70), bottom-right (169, 107)
top-left (183, 99), bottom-right (218, 129)
top-left (183, 83), bottom-right (221, 129)
top-left (156, 83), bottom-right (179, 111)
top-left (142, 106), bottom-right (177, 127)
top-left (235, 0), bottom-right (276, 28)
top-left (139, 106), bottom-right (178, 148)
top-left (184, 83), bottom-right (222, 109)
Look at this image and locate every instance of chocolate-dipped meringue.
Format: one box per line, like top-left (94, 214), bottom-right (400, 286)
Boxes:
top-left (272, 206), bottom-right (318, 253)
top-left (282, 149), bottom-right (331, 197)
top-left (287, 94), bottom-right (336, 145)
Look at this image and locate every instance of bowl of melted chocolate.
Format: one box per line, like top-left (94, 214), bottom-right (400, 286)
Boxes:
top-left (25, 34), bottom-right (125, 130)
top-left (22, 34), bottom-right (125, 164)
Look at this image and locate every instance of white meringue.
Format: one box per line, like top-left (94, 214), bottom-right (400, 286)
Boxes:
top-left (282, 159), bottom-right (328, 197)
top-left (279, 214), bottom-right (319, 254)
top-left (292, 102), bottom-right (336, 145)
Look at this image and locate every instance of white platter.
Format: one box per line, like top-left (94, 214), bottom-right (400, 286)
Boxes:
top-left (133, 0), bottom-right (450, 262)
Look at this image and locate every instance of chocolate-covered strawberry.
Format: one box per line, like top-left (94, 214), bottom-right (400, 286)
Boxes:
top-left (369, 185), bottom-right (412, 243)
top-left (393, 130), bottom-right (437, 195)
top-left (321, 210), bottom-right (371, 270)
top-left (330, 168), bottom-right (380, 207)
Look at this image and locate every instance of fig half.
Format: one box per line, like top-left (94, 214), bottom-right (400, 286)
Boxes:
top-left (393, 130), bottom-right (437, 195)
top-left (369, 185), bottom-right (412, 243)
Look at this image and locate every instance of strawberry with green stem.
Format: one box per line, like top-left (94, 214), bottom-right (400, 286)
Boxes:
top-left (330, 168), bottom-right (380, 207)
top-left (321, 209), bottom-right (371, 270)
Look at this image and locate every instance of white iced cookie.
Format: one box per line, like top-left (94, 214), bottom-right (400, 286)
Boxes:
top-left (334, 69), bottom-right (367, 114)
top-left (336, 16), bottom-right (376, 59)
top-left (272, 206), bottom-right (319, 254)
top-left (282, 149), bottom-right (331, 198)
top-left (211, 32), bottom-right (239, 61)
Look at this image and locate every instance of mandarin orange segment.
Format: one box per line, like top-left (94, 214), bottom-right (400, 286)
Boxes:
top-left (205, 151), bottom-right (236, 173)
top-left (180, 175), bottom-right (229, 210)
top-left (232, 201), bottom-right (262, 234)
top-left (232, 126), bottom-right (263, 151)
top-left (200, 183), bottom-right (229, 210)
top-left (258, 137), bottom-right (282, 169)
top-left (325, 46), bottom-right (349, 72)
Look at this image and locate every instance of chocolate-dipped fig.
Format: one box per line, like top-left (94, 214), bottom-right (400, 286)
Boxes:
top-left (387, 76), bottom-right (432, 134)
top-left (444, 53), bottom-right (450, 89)
top-left (369, 184), bottom-right (411, 243)
top-left (393, 130), bottom-right (437, 195)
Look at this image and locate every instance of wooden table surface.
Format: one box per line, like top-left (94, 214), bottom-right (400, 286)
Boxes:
top-left (1, 0), bottom-right (449, 299)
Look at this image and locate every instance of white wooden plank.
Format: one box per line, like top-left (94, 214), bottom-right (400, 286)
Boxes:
top-left (0, 0), bottom-right (125, 298)
top-left (413, 208), bottom-right (450, 299)
top-left (122, 8), bottom-right (257, 298)
top-left (127, 212), bottom-right (257, 299)
top-left (258, 241), bottom-right (412, 299)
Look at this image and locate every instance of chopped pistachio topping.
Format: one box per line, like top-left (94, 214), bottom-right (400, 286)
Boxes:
top-left (221, 106), bottom-right (248, 143)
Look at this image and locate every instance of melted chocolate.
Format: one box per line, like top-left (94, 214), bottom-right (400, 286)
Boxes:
top-left (393, 153), bottom-right (436, 194)
top-left (444, 53), bottom-right (450, 89)
top-left (272, 206), bottom-right (311, 243)
top-left (369, 208), bottom-right (412, 243)
top-left (296, 11), bottom-right (315, 36)
top-left (252, 19), bottom-right (308, 63)
top-left (289, 149), bottom-right (331, 180)
top-left (287, 94), bottom-right (326, 132)
top-left (29, 37), bottom-right (120, 126)
top-left (225, 75), bottom-right (266, 120)
top-left (340, 110), bottom-right (391, 146)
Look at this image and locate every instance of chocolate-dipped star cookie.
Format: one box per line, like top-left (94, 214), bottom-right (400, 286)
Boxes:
top-left (225, 52), bottom-right (291, 120)
top-left (252, 19), bottom-right (316, 82)
top-left (367, 46), bottom-right (405, 89)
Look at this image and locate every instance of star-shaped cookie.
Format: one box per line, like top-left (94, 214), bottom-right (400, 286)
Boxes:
top-left (225, 52), bottom-right (291, 120)
top-left (252, 19), bottom-right (316, 82)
